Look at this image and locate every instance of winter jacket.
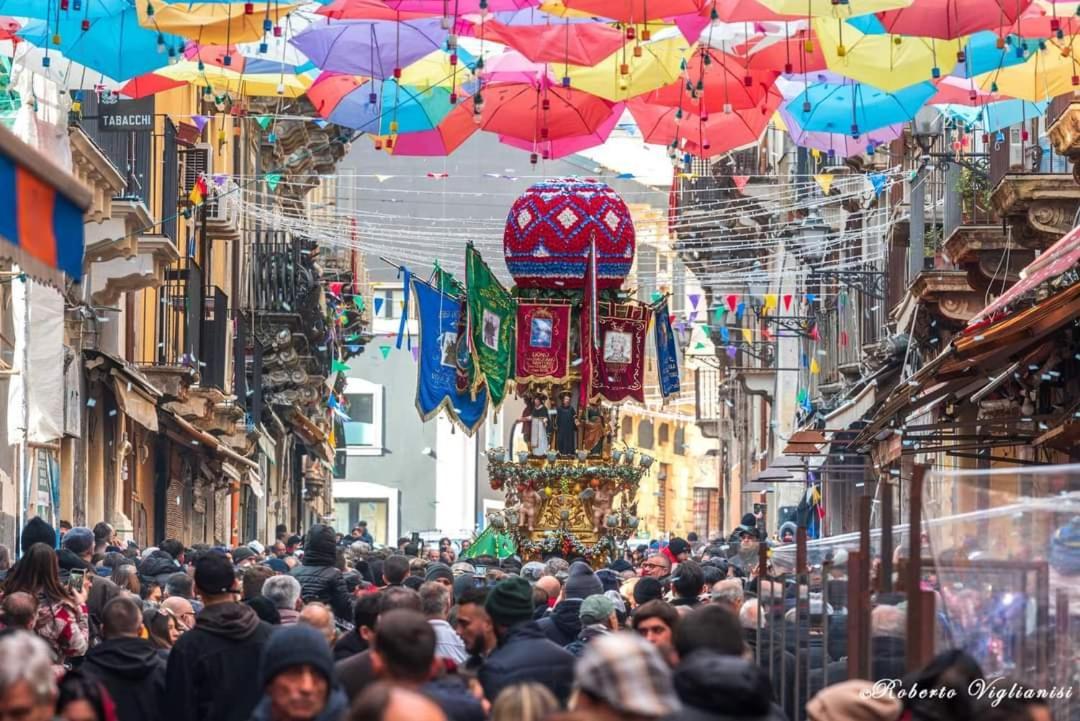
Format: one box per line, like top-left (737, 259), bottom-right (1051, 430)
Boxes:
top-left (478, 621), bottom-right (575, 705)
top-left (83, 637), bottom-right (167, 721)
top-left (564, 623), bottom-right (609, 657)
top-left (32, 594), bottom-right (89, 663)
top-left (332, 629), bottom-right (366, 662)
top-left (744, 626), bottom-right (797, 719)
top-left (671, 651), bottom-right (787, 721)
top-left (290, 524), bottom-right (352, 620)
top-left (423, 676), bottom-right (485, 721)
top-left (139, 551), bottom-right (182, 586)
top-left (535, 598), bottom-right (582, 647)
top-left (164, 601), bottom-right (273, 721)
top-left (247, 687), bottom-right (348, 721)
top-left (57, 549), bottom-right (94, 583)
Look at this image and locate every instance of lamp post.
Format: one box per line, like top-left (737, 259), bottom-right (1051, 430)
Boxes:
top-left (910, 107), bottom-right (944, 282)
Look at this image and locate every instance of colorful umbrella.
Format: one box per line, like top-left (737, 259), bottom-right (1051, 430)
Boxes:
top-left (499, 101), bottom-right (624, 157)
top-left (757, 0), bottom-right (914, 17)
top-left (563, 33), bottom-right (693, 102)
top-left (974, 37), bottom-right (1079, 101)
top-left (474, 16), bottom-right (625, 66)
top-left (952, 31), bottom-right (1033, 78)
top-left (0, 17), bottom-right (19, 42)
top-left (386, 0), bottom-right (538, 11)
top-left (786, 79), bottom-right (937, 134)
top-left (629, 93), bottom-right (779, 156)
top-left (308, 74), bottom-right (457, 131)
top-left (459, 80), bottom-right (614, 141)
top-left (777, 105), bottom-right (903, 156)
top-left (739, 28), bottom-right (829, 74)
top-left (1000, 0), bottom-right (1080, 39)
top-left (878, 0), bottom-right (1033, 39)
top-left (0, 0), bottom-right (129, 19)
top-left (140, 1), bottom-right (300, 44)
top-left (813, 18), bottom-right (962, 91)
top-left (380, 106), bottom-right (479, 154)
top-left (644, 47), bottom-right (779, 114)
top-left (559, 0), bottom-right (706, 22)
top-left (315, 0), bottom-right (433, 21)
top-left (936, 99), bottom-right (1047, 132)
top-left (291, 18), bottom-right (448, 77)
top-left (150, 60), bottom-right (311, 96)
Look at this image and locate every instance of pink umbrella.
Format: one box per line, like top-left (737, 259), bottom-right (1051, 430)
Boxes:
top-left (878, 0), bottom-right (1034, 39)
top-left (629, 92), bottom-right (779, 157)
top-left (499, 102), bottom-right (625, 158)
top-left (385, 0), bottom-right (538, 12)
top-left (316, 0), bottom-right (433, 20)
top-left (643, 47), bottom-right (779, 114)
top-left (473, 17), bottom-right (625, 66)
top-left (999, 1), bottom-right (1080, 38)
top-left (382, 107), bottom-right (479, 155)
top-left (927, 76), bottom-right (1004, 106)
top-left (479, 50), bottom-right (553, 85)
top-left (560, 0), bottom-right (706, 22)
top-left (778, 106), bottom-right (903, 157)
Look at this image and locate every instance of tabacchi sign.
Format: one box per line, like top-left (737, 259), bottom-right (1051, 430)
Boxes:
top-left (98, 98), bottom-right (154, 131)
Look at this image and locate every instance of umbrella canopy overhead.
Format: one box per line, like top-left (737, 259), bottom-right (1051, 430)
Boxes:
top-left (309, 74), bottom-right (458, 132)
top-left (140, 1), bottom-right (300, 44)
top-left (473, 16), bottom-right (626, 66)
top-left (0, 0), bottom-right (129, 19)
top-left (877, 0), bottom-right (1033, 39)
top-left (936, 98), bottom-right (1046, 132)
top-left (316, 0), bottom-right (433, 21)
top-left (563, 33), bottom-right (693, 102)
top-left (499, 101), bottom-right (624, 157)
top-left (644, 46), bottom-right (779, 113)
top-left (559, 0), bottom-right (706, 22)
top-left (461, 80), bottom-right (615, 141)
top-left (777, 105), bottom-right (902, 156)
top-left (629, 91), bottom-right (780, 157)
top-left (291, 18), bottom-right (448, 78)
top-left (786, 79), bottom-right (937, 134)
top-left (974, 36), bottom-right (1079, 101)
top-left (758, 0), bottom-right (914, 17)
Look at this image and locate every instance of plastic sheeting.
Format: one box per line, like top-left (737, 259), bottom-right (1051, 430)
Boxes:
top-left (7, 273), bottom-right (64, 445)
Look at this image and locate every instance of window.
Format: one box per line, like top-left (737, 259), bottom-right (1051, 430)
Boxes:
top-left (341, 378), bottom-right (384, 455)
top-left (692, 488), bottom-right (720, 540)
top-left (373, 287), bottom-right (405, 320)
top-left (621, 416), bottom-right (633, 440)
top-left (637, 420), bottom-right (654, 449)
top-left (333, 449), bottom-right (347, 479)
top-left (658, 423), bottom-right (670, 445)
top-left (674, 427), bottom-right (686, 455)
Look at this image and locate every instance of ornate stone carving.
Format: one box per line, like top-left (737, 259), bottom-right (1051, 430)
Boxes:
top-left (990, 174), bottom-right (1080, 249)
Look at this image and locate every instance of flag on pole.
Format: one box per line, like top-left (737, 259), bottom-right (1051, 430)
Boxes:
top-left (466, 244), bottom-right (516, 411)
top-left (188, 174), bottom-right (207, 205)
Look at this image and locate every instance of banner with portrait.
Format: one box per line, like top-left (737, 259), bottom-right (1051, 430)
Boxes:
top-left (412, 277), bottom-right (487, 435)
top-left (515, 302), bottom-right (572, 383)
top-left (653, 299), bottom-right (681, 398)
top-left (466, 244), bottom-right (516, 411)
top-left (590, 301), bottom-right (650, 404)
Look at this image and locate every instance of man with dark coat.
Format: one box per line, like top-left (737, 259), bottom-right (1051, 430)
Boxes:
top-left (165, 552), bottom-right (273, 721)
top-left (247, 624), bottom-right (348, 721)
top-left (337, 587), bottom-right (423, 701)
top-left (57, 526), bottom-right (95, 582)
top-left (553, 392), bottom-right (577, 455)
top-left (140, 539), bottom-right (184, 588)
top-left (536, 561), bottom-right (602, 647)
top-left (82, 595), bottom-right (166, 721)
top-left (478, 576), bottom-right (575, 705)
top-left (290, 524), bottom-right (352, 621)
top-left (671, 652), bottom-right (786, 721)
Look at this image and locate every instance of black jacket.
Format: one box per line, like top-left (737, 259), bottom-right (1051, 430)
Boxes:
top-left (83, 637), bottom-right (167, 721)
top-left (291, 525), bottom-right (352, 620)
top-left (423, 676), bottom-right (485, 721)
top-left (744, 627), bottom-right (797, 719)
top-left (164, 602), bottom-right (273, 721)
top-left (139, 551), bottom-right (181, 585)
top-left (57, 549), bottom-right (94, 582)
top-left (672, 651), bottom-right (787, 721)
top-left (535, 599), bottom-right (582, 647)
top-left (332, 629), bottom-right (367, 661)
top-left (478, 621), bottom-right (575, 705)
top-left (336, 650), bottom-right (375, 703)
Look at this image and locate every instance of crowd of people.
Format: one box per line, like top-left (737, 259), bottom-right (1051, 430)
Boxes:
top-left (0, 515), bottom-right (1057, 721)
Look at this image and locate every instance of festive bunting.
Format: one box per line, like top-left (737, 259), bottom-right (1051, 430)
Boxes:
top-left (466, 244), bottom-right (516, 411)
top-left (809, 324), bottom-right (821, 342)
top-left (763, 294), bottom-right (778, 314)
top-left (192, 115), bottom-right (208, 132)
top-left (688, 310), bottom-right (698, 322)
top-left (713, 306), bottom-right (726, 323)
top-left (328, 281), bottom-right (344, 297)
top-left (411, 346), bottom-right (419, 362)
top-left (516, 302), bottom-right (572, 382)
top-left (814, 174), bottom-right (834, 194)
top-left (797, 387), bottom-right (808, 404)
top-left (741, 327), bottom-right (752, 343)
top-left (379, 345), bottom-right (391, 359)
top-left (331, 359), bottom-right (350, 373)
top-left (869, 172), bottom-right (887, 195)
top-left (806, 293), bottom-right (817, 304)
top-left (688, 293), bottom-right (701, 308)
top-left (810, 358), bottom-right (820, 374)
top-left (782, 294), bottom-right (793, 311)
top-left (725, 294), bottom-right (738, 312)
top-left (720, 326), bottom-right (730, 343)
top-left (650, 290), bottom-right (663, 303)
top-left (732, 175), bottom-right (750, 190)
top-left (427, 172), bottom-right (449, 179)
top-left (840, 331), bottom-right (849, 347)
top-left (374, 297), bottom-right (384, 315)
top-left (736, 303), bottom-right (745, 322)
top-left (653, 299), bottom-right (681, 399)
top-left (188, 174), bottom-right (207, 205)
top-left (353, 295), bottom-right (365, 311)
top-left (801, 353), bottom-right (809, 369)
top-left (265, 172), bottom-right (281, 192)
top-left (726, 345), bottom-right (738, 359)
top-left (256, 115), bottom-right (272, 129)
top-left (761, 325), bottom-right (773, 342)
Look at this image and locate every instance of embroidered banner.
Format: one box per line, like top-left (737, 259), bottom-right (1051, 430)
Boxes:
top-left (653, 299), bottom-right (681, 399)
top-left (466, 244), bottom-right (516, 411)
top-left (515, 302), bottom-right (572, 383)
top-left (412, 277), bottom-right (487, 435)
top-left (591, 301), bottom-right (650, 404)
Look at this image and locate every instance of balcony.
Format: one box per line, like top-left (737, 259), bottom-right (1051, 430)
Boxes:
top-left (1046, 91), bottom-right (1080, 181)
top-left (202, 182), bottom-right (241, 241)
top-left (136, 258), bottom-right (202, 397)
top-left (68, 126), bottom-right (126, 224)
top-left (89, 232), bottom-right (180, 307)
top-left (908, 269), bottom-right (983, 326)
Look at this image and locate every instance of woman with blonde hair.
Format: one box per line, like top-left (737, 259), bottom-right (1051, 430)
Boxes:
top-left (491, 683), bottom-right (560, 721)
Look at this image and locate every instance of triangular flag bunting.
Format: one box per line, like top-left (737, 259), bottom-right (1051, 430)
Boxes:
top-left (411, 346), bottom-right (419, 362)
top-left (763, 294), bottom-right (777, 314)
top-left (726, 345), bottom-right (738, 359)
top-left (331, 359), bottom-right (350, 373)
top-left (191, 115), bottom-right (208, 132)
top-left (815, 173), bottom-right (833, 194)
top-left (427, 172), bottom-right (449, 179)
top-left (713, 306), bottom-right (726, 323)
top-left (328, 281), bottom-right (344, 297)
top-left (840, 330), bottom-right (849, 347)
top-left (373, 297), bottom-right (384, 315)
top-left (732, 175), bottom-right (749, 191)
top-left (809, 324), bottom-right (821, 342)
top-left (265, 172), bottom-right (281, 192)
top-left (797, 387), bottom-right (808, 403)
top-left (688, 293), bottom-right (701, 308)
top-left (725, 294), bottom-right (738, 313)
top-left (688, 310), bottom-right (698, 322)
top-left (806, 292), bottom-right (817, 305)
top-left (720, 327), bottom-right (730, 343)
top-left (256, 115), bottom-right (272, 129)
top-left (353, 295), bottom-right (365, 310)
top-left (741, 327), bottom-right (752, 343)
top-left (736, 303), bottom-right (745, 322)
top-left (375, 174), bottom-right (394, 183)
top-left (379, 345), bottom-right (391, 359)
top-left (783, 294), bottom-right (793, 311)
top-left (694, 342), bottom-right (706, 350)
top-left (650, 290), bottom-right (663, 303)
top-left (801, 353), bottom-right (809, 369)
top-left (761, 325), bottom-right (772, 342)
top-left (869, 172), bottom-right (887, 195)
top-left (810, 358), bottom-right (820, 374)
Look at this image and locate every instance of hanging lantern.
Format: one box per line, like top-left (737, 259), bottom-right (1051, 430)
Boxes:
top-left (633, 45), bottom-right (642, 58)
top-left (931, 66), bottom-right (940, 78)
top-left (168, 47), bottom-right (178, 64)
top-left (258, 42), bottom-right (268, 53)
top-left (385, 137), bottom-right (394, 149)
top-left (145, 1), bottom-right (154, 16)
top-left (723, 103), bottom-right (732, 114)
top-left (802, 100), bottom-right (811, 113)
top-left (244, 2), bottom-right (254, 14)
top-left (156, 33), bottom-right (165, 53)
top-left (441, 15), bottom-right (451, 29)
top-left (836, 44), bottom-right (846, 57)
top-left (263, 18), bottom-right (272, 32)
top-left (641, 28), bottom-right (650, 41)
top-left (388, 120), bottom-right (399, 134)
top-left (626, 26), bottom-right (635, 40)
top-left (81, 18), bottom-right (90, 30)
top-left (273, 25), bottom-right (282, 37)
top-left (447, 33), bottom-right (458, 50)
top-left (743, 74), bottom-right (753, 87)
top-left (542, 97), bottom-right (551, 111)
top-left (52, 33), bottom-right (61, 45)
top-left (275, 81), bottom-right (285, 95)
top-left (1051, 17), bottom-right (1062, 32)
top-left (393, 67), bottom-right (402, 79)
top-left (540, 127), bottom-right (549, 139)
top-left (374, 139), bottom-right (383, 150)
top-left (449, 53), bottom-right (458, 66)
top-left (1021, 129), bottom-right (1029, 141)
top-left (541, 148), bottom-right (550, 160)
top-left (804, 39), bottom-right (814, 53)
top-left (60, 0), bottom-right (69, 9)
top-left (42, 55), bottom-right (51, 68)
top-left (223, 53), bottom-right (232, 66)
top-left (956, 50), bottom-right (965, 63)
top-left (996, 35), bottom-right (1006, 49)
top-left (851, 123), bottom-right (860, 138)
top-left (561, 76), bottom-right (570, 88)
top-left (449, 92), bottom-right (457, 104)
top-left (784, 62), bottom-right (793, 73)
top-left (968, 89), bottom-right (977, 101)
top-left (529, 152), bottom-right (538, 165)
top-left (620, 63), bottom-right (629, 75)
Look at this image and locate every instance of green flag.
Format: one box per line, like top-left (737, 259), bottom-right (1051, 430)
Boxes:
top-left (331, 359), bottom-right (350, 373)
top-left (379, 345), bottom-right (391, 359)
top-left (256, 115), bottom-right (272, 130)
top-left (466, 244), bottom-right (515, 410)
top-left (434, 262), bottom-right (465, 298)
top-left (461, 525), bottom-right (516, 559)
top-left (265, 172), bottom-right (281, 192)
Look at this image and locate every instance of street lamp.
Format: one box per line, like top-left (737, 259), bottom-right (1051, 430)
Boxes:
top-left (912, 106), bottom-right (943, 155)
top-left (793, 210), bottom-right (830, 267)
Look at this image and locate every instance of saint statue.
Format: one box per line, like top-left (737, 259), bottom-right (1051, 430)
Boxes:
top-left (554, 392), bottom-right (577, 455)
top-left (522, 395), bottom-right (549, 456)
top-left (581, 402), bottom-right (608, 456)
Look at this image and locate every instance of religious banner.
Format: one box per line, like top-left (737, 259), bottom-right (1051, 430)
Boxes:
top-left (591, 301), bottom-right (650, 404)
top-left (466, 244), bottom-right (516, 411)
top-left (411, 277), bottom-right (487, 435)
top-left (515, 302), bottom-right (572, 382)
top-left (653, 299), bottom-right (681, 399)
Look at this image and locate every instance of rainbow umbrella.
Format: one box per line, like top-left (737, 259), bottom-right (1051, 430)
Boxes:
top-left (629, 92), bottom-right (780, 156)
top-left (140, 1), bottom-right (300, 44)
top-left (786, 78), bottom-right (936, 134)
top-left (499, 101), bottom-right (624, 158)
top-left (564, 33), bottom-right (693, 102)
top-left (777, 105), bottom-right (902, 156)
top-left (291, 18), bottom-right (448, 77)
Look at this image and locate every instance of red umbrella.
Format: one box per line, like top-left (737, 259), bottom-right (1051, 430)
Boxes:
top-left (120, 73), bottom-right (187, 99)
top-left (560, 0), bottom-right (707, 22)
top-left (455, 81), bottom-right (615, 142)
top-left (999, 1), bottom-right (1080, 38)
top-left (315, 0), bottom-right (432, 20)
top-left (307, 72), bottom-right (366, 118)
top-left (878, 0), bottom-right (1033, 39)
top-left (0, 17), bottom-right (20, 42)
top-left (629, 91), bottom-right (779, 157)
top-left (644, 47), bottom-right (778, 114)
top-left (383, 108), bottom-right (479, 155)
top-left (738, 29), bottom-right (828, 74)
top-left (475, 18), bottom-right (625, 66)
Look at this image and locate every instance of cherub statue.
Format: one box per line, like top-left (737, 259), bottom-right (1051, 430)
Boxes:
top-left (519, 484), bottom-right (543, 532)
top-left (591, 480), bottom-right (617, 533)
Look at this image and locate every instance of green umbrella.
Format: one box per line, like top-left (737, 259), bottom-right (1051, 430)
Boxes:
top-left (462, 525), bottom-right (516, 560)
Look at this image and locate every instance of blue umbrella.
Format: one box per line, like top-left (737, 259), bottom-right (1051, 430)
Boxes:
top-left (19, 11), bottom-right (183, 81)
top-left (787, 80), bottom-right (937, 135)
top-left (953, 31), bottom-right (1031, 79)
top-left (0, 0), bottom-right (130, 20)
top-left (325, 79), bottom-right (459, 134)
top-left (937, 100), bottom-right (1047, 133)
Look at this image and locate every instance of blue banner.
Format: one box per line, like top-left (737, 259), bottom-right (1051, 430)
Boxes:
top-left (653, 299), bottom-right (681, 399)
top-left (412, 278), bottom-right (487, 435)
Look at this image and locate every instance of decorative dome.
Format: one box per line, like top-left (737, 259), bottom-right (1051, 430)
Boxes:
top-left (503, 178), bottom-right (635, 289)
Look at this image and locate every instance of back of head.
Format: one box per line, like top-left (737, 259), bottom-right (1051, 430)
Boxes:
top-left (871, 604), bottom-right (906, 639)
top-left (673, 604), bottom-right (744, 659)
top-left (378, 585), bottom-right (423, 614)
top-left (711, 578), bottom-right (744, 606)
top-left (164, 571), bottom-right (193, 599)
top-left (902, 649), bottom-right (984, 721)
top-left (0, 592), bottom-right (38, 630)
top-left (383, 555), bottom-right (411, 586)
top-left (195, 552), bottom-right (239, 597)
top-left (62, 527), bottom-right (94, 557)
top-left (739, 599), bottom-right (765, 630)
top-left (102, 595), bottom-right (145, 639)
top-left (491, 683), bottom-right (559, 721)
top-left (674, 651), bottom-right (774, 717)
top-left (303, 524), bottom-right (338, 566)
top-left (633, 576), bottom-right (664, 606)
top-left (93, 522), bottom-right (113, 546)
top-left (242, 564), bottom-right (276, 600)
top-left (0, 631), bottom-right (56, 704)
top-left (373, 609), bottom-right (436, 683)
top-left (5, 543), bottom-right (66, 602)
top-left (672, 560), bottom-right (704, 599)
top-left (262, 574), bottom-right (302, 610)
top-left (419, 581), bottom-right (451, 619)
top-left (806, 679), bottom-right (901, 721)
top-left (20, 518), bottom-right (57, 556)
top-left (158, 538), bottom-right (184, 560)
top-left (349, 682), bottom-right (448, 721)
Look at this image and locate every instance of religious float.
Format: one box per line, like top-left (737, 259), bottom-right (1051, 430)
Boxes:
top-left (409, 178), bottom-right (681, 566)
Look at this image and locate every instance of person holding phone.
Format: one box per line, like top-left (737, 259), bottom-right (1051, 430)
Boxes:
top-left (2, 542), bottom-right (89, 663)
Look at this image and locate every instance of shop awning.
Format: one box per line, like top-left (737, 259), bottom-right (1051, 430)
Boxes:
top-left (0, 124), bottom-right (91, 286)
top-left (289, 411), bottom-right (334, 463)
top-left (162, 409), bottom-right (258, 471)
top-left (111, 370), bottom-right (159, 432)
top-left (823, 381), bottom-right (878, 430)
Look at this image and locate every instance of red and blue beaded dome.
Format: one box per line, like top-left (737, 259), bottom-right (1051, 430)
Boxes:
top-left (503, 178), bottom-right (635, 289)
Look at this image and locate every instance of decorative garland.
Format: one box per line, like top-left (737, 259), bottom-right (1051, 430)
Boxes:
top-left (486, 449), bottom-right (647, 492)
top-left (516, 529), bottom-right (619, 563)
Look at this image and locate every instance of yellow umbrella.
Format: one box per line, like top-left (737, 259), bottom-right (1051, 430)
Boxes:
top-left (974, 38), bottom-right (1080, 102)
top-left (758, 0), bottom-right (913, 17)
top-left (564, 33), bottom-right (692, 102)
top-left (398, 50), bottom-right (476, 90)
top-left (140, 1), bottom-right (300, 44)
top-left (156, 62), bottom-right (311, 97)
top-left (813, 18), bottom-right (962, 92)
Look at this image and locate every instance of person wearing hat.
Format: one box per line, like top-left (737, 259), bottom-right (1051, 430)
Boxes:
top-left (58, 526), bottom-right (96, 582)
top-left (572, 632), bottom-right (681, 721)
top-left (19, 517), bottom-right (57, 555)
top-left (662, 538), bottom-right (691, 568)
top-left (536, 561), bottom-right (603, 646)
top-left (233, 546), bottom-right (259, 569)
top-left (164, 552), bottom-right (273, 721)
top-left (805, 680), bottom-right (901, 721)
top-left (424, 563), bottom-right (454, 592)
top-left (289, 524), bottom-right (352, 622)
top-left (248, 624), bottom-right (348, 721)
top-left (478, 576), bottom-right (575, 705)
top-left (565, 594), bottom-right (617, 657)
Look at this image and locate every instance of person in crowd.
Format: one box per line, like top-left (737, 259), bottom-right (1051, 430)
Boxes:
top-left (565, 593), bottom-right (616, 657)
top-left (165, 552), bottom-right (273, 721)
top-left (248, 624), bottom-right (349, 721)
top-left (478, 576), bottom-right (575, 705)
top-left (92, 523), bottom-right (114, 558)
top-left (571, 632), bottom-right (681, 721)
top-left (670, 651), bottom-right (784, 721)
top-left (901, 649), bottom-right (985, 721)
top-left (0, 631), bottom-right (57, 721)
top-left (490, 683), bottom-right (558, 721)
top-left (424, 564), bottom-right (455, 594)
top-left (805, 679), bottom-right (901, 721)
top-left (1, 591), bottom-right (38, 631)
top-left (633, 576), bottom-right (664, 608)
top-left (533, 575), bottom-right (561, 613)
top-left (140, 539), bottom-right (184, 588)
top-left (672, 604), bottom-right (745, 662)
top-left (869, 604), bottom-right (907, 682)
top-left (631, 600), bottom-right (679, 652)
top-left (739, 600), bottom-right (796, 717)
top-left (382, 555), bottom-right (411, 587)
top-left (290, 524), bottom-right (352, 621)
top-left (453, 587), bottom-right (497, 669)
top-left (337, 587), bottom-right (424, 700)
top-left (164, 571), bottom-right (201, 611)
top-left (110, 565), bottom-right (140, 596)
top-left (3, 542), bottom-right (89, 662)
top-left (243, 565), bottom-right (276, 602)
top-left (420, 581), bottom-right (468, 664)
top-left (639, 554), bottom-right (671, 580)
top-left (232, 547), bottom-right (259, 569)
top-left (299, 602), bottom-right (338, 646)
top-left (353, 522), bottom-right (374, 546)
top-left (0, 543), bottom-right (12, 576)
top-left (82, 595), bottom-right (166, 721)
top-left (661, 537), bottom-right (691, 569)
top-left (334, 592), bottom-right (379, 662)
top-left (710, 579), bottom-right (744, 613)
top-left (145, 603), bottom-right (187, 653)
top-left (537, 561), bottom-right (602, 647)
top-left (669, 560), bottom-right (705, 611)
top-left (55, 670), bottom-right (113, 721)
top-left (57, 526), bottom-right (96, 582)
top-left (264, 575), bottom-right (303, 625)
top-left (348, 682), bottom-right (448, 721)
top-left (271, 541), bottom-right (288, 559)
top-left (438, 538), bottom-right (456, 566)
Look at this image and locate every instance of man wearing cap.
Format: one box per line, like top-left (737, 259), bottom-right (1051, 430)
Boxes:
top-left (353, 521), bottom-right (374, 546)
top-left (565, 594), bottom-right (617, 657)
top-left (536, 560), bottom-right (603, 646)
top-left (572, 632), bottom-right (681, 721)
top-left (248, 624), bottom-right (348, 721)
top-left (57, 526), bottom-right (95, 582)
top-left (165, 552), bottom-right (273, 721)
top-left (478, 576), bottom-right (575, 705)
top-left (661, 537), bottom-right (691, 569)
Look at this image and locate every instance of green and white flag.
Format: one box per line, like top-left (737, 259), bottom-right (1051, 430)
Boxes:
top-left (466, 244), bottom-right (515, 410)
